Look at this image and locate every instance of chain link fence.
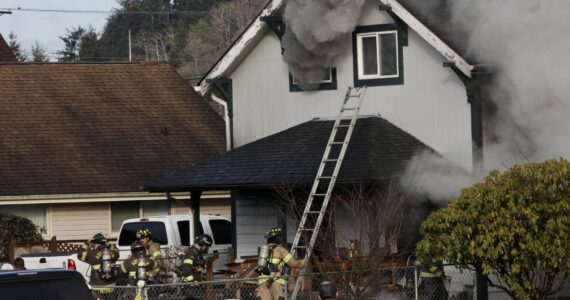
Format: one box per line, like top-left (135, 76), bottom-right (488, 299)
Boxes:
top-left (91, 264), bottom-right (570, 300)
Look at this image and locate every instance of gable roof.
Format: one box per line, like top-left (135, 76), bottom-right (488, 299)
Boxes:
top-left (0, 62), bottom-right (226, 196)
top-left (143, 116), bottom-right (434, 191)
top-left (199, 0), bottom-right (476, 94)
top-left (0, 34), bottom-right (17, 62)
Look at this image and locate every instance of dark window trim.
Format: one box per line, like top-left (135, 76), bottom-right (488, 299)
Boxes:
top-left (352, 23), bottom-right (404, 87)
top-left (289, 68), bottom-right (337, 92)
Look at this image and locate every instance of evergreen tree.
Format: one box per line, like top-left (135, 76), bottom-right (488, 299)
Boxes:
top-left (7, 31), bottom-right (27, 62)
top-left (57, 26), bottom-right (86, 61)
top-left (30, 41), bottom-right (49, 62)
top-left (79, 27), bottom-right (101, 61)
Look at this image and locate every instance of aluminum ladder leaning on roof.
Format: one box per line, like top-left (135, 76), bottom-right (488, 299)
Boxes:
top-left (289, 86), bottom-right (367, 300)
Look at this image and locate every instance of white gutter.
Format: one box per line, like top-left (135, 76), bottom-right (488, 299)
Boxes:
top-left (0, 191), bottom-right (230, 205)
top-left (199, 0), bottom-right (286, 95)
top-left (380, 0), bottom-right (474, 78)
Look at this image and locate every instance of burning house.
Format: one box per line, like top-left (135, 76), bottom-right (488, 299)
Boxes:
top-left (143, 0), bottom-right (570, 277)
top-left (143, 0), bottom-right (489, 261)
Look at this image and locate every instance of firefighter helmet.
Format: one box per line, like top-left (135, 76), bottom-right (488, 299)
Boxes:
top-left (318, 281), bottom-right (338, 299)
top-left (91, 232), bottom-right (106, 244)
top-left (264, 227), bottom-right (282, 239)
top-left (194, 234), bottom-right (213, 247)
top-left (136, 228), bottom-right (152, 239)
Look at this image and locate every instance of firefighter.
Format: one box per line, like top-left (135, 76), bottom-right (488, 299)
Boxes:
top-left (119, 241), bottom-right (159, 286)
top-left (136, 228), bottom-right (163, 278)
top-left (256, 227), bottom-right (304, 300)
top-left (180, 234), bottom-right (213, 283)
top-left (419, 258), bottom-right (448, 300)
top-left (77, 233), bottom-right (119, 299)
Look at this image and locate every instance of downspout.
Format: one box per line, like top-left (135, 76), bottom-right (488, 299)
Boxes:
top-left (206, 78), bottom-right (234, 150)
top-left (211, 94), bottom-right (232, 151)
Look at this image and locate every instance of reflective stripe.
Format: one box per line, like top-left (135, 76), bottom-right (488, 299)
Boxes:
top-left (152, 251), bottom-right (162, 258)
top-left (283, 253), bottom-right (293, 263)
top-left (258, 275), bottom-right (269, 284)
top-left (183, 259), bottom-right (194, 264)
top-left (129, 271), bottom-right (136, 278)
top-left (92, 265), bottom-right (100, 270)
top-left (258, 275), bottom-right (285, 285)
top-left (420, 272), bottom-right (436, 278)
top-left (93, 286), bottom-right (114, 294)
top-left (269, 258), bottom-right (282, 264)
top-left (184, 275), bottom-right (194, 282)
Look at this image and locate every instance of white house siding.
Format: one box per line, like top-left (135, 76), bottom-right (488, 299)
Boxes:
top-left (230, 0), bottom-right (472, 171)
top-left (50, 203), bottom-right (110, 240)
top-left (170, 198), bottom-right (231, 219)
top-left (235, 191), bottom-right (280, 258)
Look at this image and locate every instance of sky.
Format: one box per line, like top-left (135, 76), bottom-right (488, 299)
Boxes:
top-left (0, 0), bottom-right (120, 60)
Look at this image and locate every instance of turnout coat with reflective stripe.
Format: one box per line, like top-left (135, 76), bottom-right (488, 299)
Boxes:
top-left (119, 255), bottom-right (159, 286)
top-left (77, 242), bottom-right (119, 286)
top-left (180, 246), bottom-right (206, 282)
top-left (258, 244), bottom-right (303, 286)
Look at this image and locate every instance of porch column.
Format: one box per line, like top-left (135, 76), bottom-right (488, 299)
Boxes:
top-left (190, 190), bottom-right (202, 237)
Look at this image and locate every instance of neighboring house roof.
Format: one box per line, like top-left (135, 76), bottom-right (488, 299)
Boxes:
top-left (199, 0), bottom-right (477, 93)
top-left (0, 62), bottom-right (226, 196)
top-left (0, 34), bottom-right (17, 62)
top-left (143, 116), bottom-right (435, 191)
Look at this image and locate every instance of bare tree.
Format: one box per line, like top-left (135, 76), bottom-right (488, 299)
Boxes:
top-left (274, 179), bottom-right (411, 299)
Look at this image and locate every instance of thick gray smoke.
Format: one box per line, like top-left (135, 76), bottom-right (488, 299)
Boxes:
top-left (282, 0), bottom-right (366, 90)
top-left (403, 0), bottom-right (570, 202)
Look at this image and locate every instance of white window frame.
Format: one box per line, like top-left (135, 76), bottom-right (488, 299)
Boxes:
top-left (291, 68), bottom-right (334, 85)
top-left (356, 30), bottom-right (400, 80)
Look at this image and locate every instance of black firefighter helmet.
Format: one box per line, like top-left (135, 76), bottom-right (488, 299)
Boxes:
top-left (194, 234), bottom-right (213, 247)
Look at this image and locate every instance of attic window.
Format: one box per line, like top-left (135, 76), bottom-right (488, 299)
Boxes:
top-left (353, 24), bottom-right (404, 87)
top-left (289, 68), bottom-right (337, 92)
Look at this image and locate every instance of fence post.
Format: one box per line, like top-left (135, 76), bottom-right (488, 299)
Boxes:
top-left (9, 238), bottom-right (17, 263)
top-left (475, 263), bottom-right (488, 300)
top-left (414, 265), bottom-right (419, 300)
top-left (49, 236), bottom-right (57, 253)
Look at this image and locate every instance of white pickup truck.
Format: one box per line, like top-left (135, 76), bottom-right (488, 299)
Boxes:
top-left (21, 214), bottom-right (232, 282)
top-left (116, 214), bottom-right (232, 272)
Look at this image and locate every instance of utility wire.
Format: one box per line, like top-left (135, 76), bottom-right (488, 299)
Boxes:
top-left (0, 7), bottom-right (209, 15)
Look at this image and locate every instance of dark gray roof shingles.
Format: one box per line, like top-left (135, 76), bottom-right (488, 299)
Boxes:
top-left (144, 116), bottom-right (434, 191)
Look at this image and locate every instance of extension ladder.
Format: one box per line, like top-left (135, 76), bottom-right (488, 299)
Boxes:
top-left (289, 86), bottom-right (367, 299)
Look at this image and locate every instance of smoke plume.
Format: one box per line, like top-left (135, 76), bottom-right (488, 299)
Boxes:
top-left (402, 0), bottom-right (570, 202)
top-left (282, 0), bottom-right (366, 90)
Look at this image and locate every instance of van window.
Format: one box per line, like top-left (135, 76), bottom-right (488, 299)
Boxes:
top-left (177, 221), bottom-right (190, 246)
top-left (177, 221), bottom-right (204, 246)
top-left (209, 219), bottom-right (232, 244)
top-left (118, 222), bottom-right (168, 246)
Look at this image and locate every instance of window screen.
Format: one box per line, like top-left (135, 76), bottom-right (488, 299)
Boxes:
top-left (0, 205), bottom-right (47, 233)
top-left (142, 201), bottom-right (169, 217)
top-left (380, 33), bottom-right (398, 76)
top-left (209, 219), bottom-right (232, 245)
top-left (362, 36), bottom-right (378, 75)
top-left (111, 202), bottom-right (139, 232)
